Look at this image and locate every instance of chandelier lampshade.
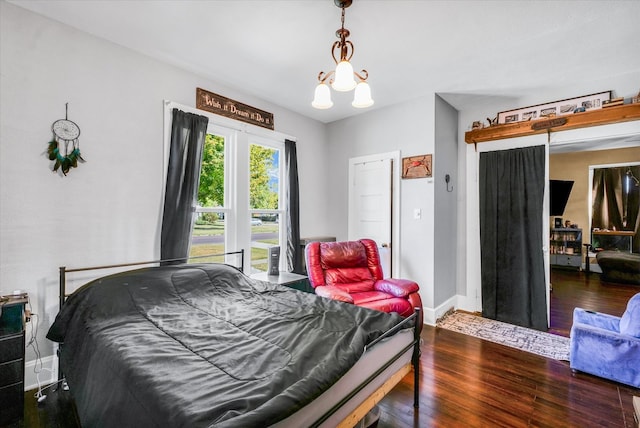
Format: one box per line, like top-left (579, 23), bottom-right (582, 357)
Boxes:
top-left (312, 0), bottom-right (373, 109)
top-left (332, 60), bottom-right (357, 92)
top-left (312, 83), bottom-right (334, 109)
top-left (352, 81), bottom-right (374, 108)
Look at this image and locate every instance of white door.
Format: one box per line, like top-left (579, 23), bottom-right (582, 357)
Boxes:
top-left (348, 154), bottom-right (394, 277)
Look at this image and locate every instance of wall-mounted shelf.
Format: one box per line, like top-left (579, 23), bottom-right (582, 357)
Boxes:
top-left (465, 103), bottom-right (640, 144)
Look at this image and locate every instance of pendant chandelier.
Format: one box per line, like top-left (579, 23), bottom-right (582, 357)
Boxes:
top-left (312, 0), bottom-right (374, 110)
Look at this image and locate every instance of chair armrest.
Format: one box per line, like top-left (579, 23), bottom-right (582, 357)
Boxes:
top-left (571, 321), bottom-right (638, 343)
top-left (573, 308), bottom-right (620, 332)
top-left (314, 285), bottom-right (354, 304)
top-left (374, 278), bottom-right (419, 298)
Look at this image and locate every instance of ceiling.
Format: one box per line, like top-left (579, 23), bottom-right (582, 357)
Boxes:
top-left (9, 0), bottom-right (640, 124)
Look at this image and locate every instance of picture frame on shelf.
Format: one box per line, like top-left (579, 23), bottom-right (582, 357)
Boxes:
top-left (497, 91), bottom-right (612, 125)
top-left (402, 154), bottom-right (432, 179)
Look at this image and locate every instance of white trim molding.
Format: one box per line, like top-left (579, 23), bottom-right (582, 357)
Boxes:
top-left (24, 354), bottom-right (58, 392)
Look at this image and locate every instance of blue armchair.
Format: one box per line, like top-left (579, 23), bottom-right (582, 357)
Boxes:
top-left (569, 293), bottom-right (640, 388)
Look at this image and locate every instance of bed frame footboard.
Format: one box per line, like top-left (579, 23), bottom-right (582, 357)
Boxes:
top-left (312, 308), bottom-right (421, 427)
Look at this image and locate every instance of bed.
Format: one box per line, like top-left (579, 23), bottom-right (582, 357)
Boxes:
top-left (47, 252), bottom-right (420, 427)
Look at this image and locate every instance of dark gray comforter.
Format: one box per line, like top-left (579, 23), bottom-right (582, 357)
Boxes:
top-left (47, 263), bottom-right (405, 427)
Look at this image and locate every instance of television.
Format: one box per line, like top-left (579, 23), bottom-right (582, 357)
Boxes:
top-left (550, 180), bottom-right (574, 217)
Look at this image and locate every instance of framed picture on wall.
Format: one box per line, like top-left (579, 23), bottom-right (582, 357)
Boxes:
top-left (402, 154), bottom-right (432, 179)
top-left (497, 91), bottom-right (612, 124)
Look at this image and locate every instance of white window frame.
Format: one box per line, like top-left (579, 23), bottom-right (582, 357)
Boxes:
top-left (248, 135), bottom-right (286, 272)
top-left (193, 124), bottom-right (237, 255)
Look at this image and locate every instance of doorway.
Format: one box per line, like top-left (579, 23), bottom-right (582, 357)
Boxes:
top-left (548, 144), bottom-right (640, 331)
top-left (473, 137), bottom-right (552, 326)
top-left (479, 145), bottom-right (548, 331)
top-left (469, 122), bottom-right (640, 330)
top-left (549, 148), bottom-right (640, 264)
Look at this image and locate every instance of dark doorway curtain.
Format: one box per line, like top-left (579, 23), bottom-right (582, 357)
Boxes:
top-left (479, 145), bottom-right (548, 331)
top-left (285, 139), bottom-right (304, 274)
top-left (592, 165), bottom-right (640, 253)
top-left (161, 109), bottom-right (209, 262)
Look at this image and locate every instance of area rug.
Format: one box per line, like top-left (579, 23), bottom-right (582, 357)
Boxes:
top-left (437, 311), bottom-right (570, 361)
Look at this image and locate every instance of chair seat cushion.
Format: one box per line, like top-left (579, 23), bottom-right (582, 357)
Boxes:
top-left (357, 297), bottom-right (414, 318)
top-left (351, 291), bottom-right (395, 305)
top-left (314, 285), bottom-right (354, 304)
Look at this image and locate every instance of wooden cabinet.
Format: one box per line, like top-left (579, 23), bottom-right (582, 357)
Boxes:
top-left (550, 228), bottom-right (582, 269)
top-left (0, 296), bottom-right (27, 426)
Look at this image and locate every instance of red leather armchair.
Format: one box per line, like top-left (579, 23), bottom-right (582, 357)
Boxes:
top-left (305, 239), bottom-right (422, 326)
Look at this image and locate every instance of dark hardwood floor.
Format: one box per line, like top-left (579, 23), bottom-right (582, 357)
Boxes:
top-left (549, 268), bottom-right (638, 337)
top-left (18, 269), bottom-right (640, 427)
top-left (376, 269), bottom-right (639, 428)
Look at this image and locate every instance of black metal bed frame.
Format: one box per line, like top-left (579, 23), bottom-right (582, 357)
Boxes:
top-left (58, 250), bottom-right (246, 314)
top-left (56, 250), bottom-right (245, 382)
top-left (55, 249), bottom-right (421, 426)
top-left (310, 308), bottom-right (421, 427)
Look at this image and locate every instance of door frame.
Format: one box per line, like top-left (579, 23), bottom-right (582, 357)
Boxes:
top-left (466, 122), bottom-right (640, 322)
top-left (348, 151), bottom-right (401, 277)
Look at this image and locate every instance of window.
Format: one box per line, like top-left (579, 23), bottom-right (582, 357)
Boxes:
top-left (169, 112), bottom-right (287, 272)
top-left (190, 128), bottom-right (234, 263)
top-left (590, 163), bottom-right (640, 253)
top-left (249, 139), bottom-right (284, 273)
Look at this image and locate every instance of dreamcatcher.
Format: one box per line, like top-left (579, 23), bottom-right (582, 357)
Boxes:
top-left (47, 103), bottom-right (85, 175)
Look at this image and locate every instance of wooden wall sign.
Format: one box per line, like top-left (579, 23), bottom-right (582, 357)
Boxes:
top-left (531, 117), bottom-right (567, 131)
top-left (196, 88), bottom-right (274, 130)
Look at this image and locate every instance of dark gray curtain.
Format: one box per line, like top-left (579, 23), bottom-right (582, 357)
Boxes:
top-left (285, 139), bottom-right (304, 273)
top-left (592, 166), bottom-right (640, 253)
top-left (161, 109), bottom-right (209, 262)
top-left (479, 145), bottom-right (547, 331)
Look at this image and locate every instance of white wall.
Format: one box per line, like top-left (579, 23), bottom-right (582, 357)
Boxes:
top-left (433, 96), bottom-right (458, 310)
top-left (326, 95), bottom-right (437, 318)
top-left (0, 1), bottom-right (329, 370)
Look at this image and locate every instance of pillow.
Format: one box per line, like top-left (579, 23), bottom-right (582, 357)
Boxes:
top-left (619, 293), bottom-right (640, 338)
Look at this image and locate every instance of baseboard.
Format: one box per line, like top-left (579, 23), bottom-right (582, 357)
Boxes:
top-left (24, 354), bottom-right (58, 391)
top-left (423, 295), bottom-right (458, 326)
top-left (455, 293), bottom-right (479, 313)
